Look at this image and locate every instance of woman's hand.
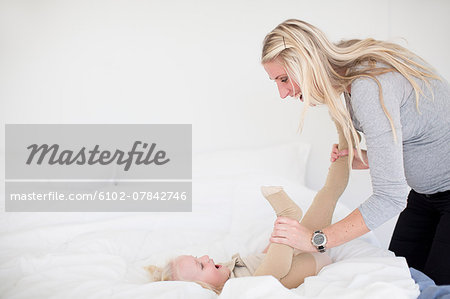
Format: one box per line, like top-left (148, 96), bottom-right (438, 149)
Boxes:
top-left (270, 217), bottom-right (316, 252)
top-left (330, 143), bottom-right (369, 170)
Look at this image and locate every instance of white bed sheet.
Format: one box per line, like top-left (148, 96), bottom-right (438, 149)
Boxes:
top-left (0, 172), bottom-right (419, 299)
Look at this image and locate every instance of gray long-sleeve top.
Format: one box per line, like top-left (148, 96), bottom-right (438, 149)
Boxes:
top-left (345, 69), bottom-right (450, 230)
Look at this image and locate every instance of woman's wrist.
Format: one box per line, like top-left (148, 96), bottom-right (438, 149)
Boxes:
top-left (321, 209), bottom-right (370, 249)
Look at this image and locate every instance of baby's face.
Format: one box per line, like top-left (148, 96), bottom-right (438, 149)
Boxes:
top-left (173, 255), bottom-right (230, 289)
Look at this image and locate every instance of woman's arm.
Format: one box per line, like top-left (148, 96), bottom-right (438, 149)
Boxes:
top-left (271, 209), bottom-right (369, 252)
top-left (322, 209), bottom-right (369, 247)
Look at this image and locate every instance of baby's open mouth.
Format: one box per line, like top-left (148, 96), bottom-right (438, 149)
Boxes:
top-left (215, 264), bottom-right (221, 269)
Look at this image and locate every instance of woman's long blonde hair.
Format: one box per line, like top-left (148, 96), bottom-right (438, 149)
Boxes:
top-left (262, 19), bottom-right (440, 165)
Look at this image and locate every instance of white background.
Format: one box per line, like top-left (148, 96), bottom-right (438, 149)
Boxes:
top-left (1, 0), bottom-right (449, 248)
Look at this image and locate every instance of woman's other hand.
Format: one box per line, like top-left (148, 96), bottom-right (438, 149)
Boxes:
top-left (330, 143), bottom-right (369, 170)
top-left (270, 217), bottom-right (316, 252)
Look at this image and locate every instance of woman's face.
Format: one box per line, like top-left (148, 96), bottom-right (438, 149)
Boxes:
top-left (173, 255), bottom-right (230, 289)
top-left (263, 59), bottom-right (303, 101)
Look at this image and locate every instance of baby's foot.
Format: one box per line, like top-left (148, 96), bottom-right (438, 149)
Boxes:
top-left (261, 186), bottom-right (303, 220)
top-left (261, 186), bottom-right (283, 197)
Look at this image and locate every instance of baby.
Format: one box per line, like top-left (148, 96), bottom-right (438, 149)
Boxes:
top-left (147, 186), bottom-right (333, 294)
top-left (147, 120), bottom-right (354, 293)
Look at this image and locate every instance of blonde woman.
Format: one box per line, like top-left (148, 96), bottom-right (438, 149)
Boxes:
top-left (263, 19), bottom-right (450, 285)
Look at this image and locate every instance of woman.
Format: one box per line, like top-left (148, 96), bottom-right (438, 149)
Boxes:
top-left (263, 19), bottom-right (450, 285)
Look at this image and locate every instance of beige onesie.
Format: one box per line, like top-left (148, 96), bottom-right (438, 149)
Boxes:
top-left (223, 252), bottom-right (331, 279)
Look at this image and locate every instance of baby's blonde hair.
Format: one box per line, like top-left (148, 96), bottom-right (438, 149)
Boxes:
top-left (262, 19), bottom-right (440, 166)
top-left (145, 259), bottom-right (222, 294)
top-left (146, 262), bottom-right (174, 282)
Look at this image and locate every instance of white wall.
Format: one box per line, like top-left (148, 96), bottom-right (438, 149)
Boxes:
top-left (1, 0), bottom-right (449, 248)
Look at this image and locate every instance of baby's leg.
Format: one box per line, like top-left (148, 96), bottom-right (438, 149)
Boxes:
top-left (299, 154), bottom-right (349, 230)
top-left (253, 187), bottom-right (302, 279)
top-left (255, 122), bottom-right (354, 284)
top-left (300, 120), bottom-right (355, 231)
top-left (260, 186), bottom-right (303, 220)
top-left (279, 252), bottom-right (332, 289)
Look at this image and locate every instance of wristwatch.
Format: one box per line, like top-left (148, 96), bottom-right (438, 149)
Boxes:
top-left (311, 230), bottom-right (327, 253)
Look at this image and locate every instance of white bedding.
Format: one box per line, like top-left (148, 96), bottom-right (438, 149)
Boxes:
top-left (0, 143), bottom-right (420, 299)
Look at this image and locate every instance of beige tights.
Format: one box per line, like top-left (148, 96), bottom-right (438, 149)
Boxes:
top-left (253, 121), bottom-right (356, 288)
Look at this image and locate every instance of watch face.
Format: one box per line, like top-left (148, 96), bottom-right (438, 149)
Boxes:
top-left (314, 234), bottom-right (325, 245)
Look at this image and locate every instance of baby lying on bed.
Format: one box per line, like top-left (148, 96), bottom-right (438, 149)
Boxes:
top-left (148, 187), bottom-right (333, 293)
top-left (147, 121), bottom-right (353, 294)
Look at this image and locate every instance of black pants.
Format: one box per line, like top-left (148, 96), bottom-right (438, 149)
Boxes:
top-left (389, 189), bottom-right (450, 285)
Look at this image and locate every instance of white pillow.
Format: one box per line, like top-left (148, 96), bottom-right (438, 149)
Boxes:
top-left (193, 142), bottom-right (311, 185)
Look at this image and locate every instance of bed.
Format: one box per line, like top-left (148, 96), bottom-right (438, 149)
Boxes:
top-left (0, 142), bottom-right (419, 298)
